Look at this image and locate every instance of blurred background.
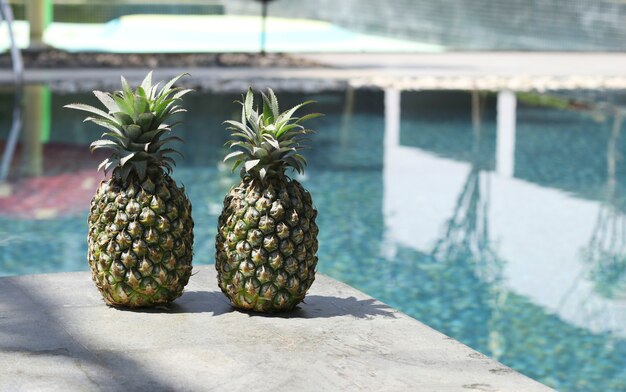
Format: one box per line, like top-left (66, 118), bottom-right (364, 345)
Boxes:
top-left (1, 2), bottom-right (626, 392)
top-left (2, 0), bottom-right (626, 52)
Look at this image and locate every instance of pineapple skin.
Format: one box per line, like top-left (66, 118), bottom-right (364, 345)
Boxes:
top-left (88, 173), bottom-right (194, 307)
top-left (216, 176), bottom-right (318, 312)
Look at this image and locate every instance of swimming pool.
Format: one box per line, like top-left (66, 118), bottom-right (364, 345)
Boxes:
top-left (1, 87), bottom-right (625, 391)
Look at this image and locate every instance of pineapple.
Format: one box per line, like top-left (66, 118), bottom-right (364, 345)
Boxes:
top-left (216, 88), bottom-right (321, 312)
top-left (65, 72), bottom-right (194, 308)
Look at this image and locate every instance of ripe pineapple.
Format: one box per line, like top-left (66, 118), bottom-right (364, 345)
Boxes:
top-left (216, 88), bottom-right (321, 312)
top-left (65, 72), bottom-right (194, 308)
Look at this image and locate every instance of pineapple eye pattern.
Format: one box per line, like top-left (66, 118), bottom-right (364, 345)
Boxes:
top-left (215, 88), bottom-right (322, 312)
top-left (65, 72), bottom-right (194, 308)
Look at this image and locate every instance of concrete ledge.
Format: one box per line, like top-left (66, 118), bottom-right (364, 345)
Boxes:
top-left (0, 265), bottom-right (553, 391)
top-left (2, 52), bottom-right (626, 92)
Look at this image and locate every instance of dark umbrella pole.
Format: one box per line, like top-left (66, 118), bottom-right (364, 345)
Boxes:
top-left (255, 0), bottom-right (275, 55)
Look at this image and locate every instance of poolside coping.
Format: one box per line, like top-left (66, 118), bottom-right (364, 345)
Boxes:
top-left (0, 265), bottom-right (553, 391)
top-left (2, 52), bottom-right (626, 92)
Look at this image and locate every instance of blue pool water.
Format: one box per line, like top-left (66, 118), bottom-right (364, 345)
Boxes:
top-left (1, 88), bottom-right (626, 391)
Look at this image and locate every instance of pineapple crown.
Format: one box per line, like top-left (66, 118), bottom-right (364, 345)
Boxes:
top-left (224, 88), bottom-right (322, 181)
top-left (64, 71), bottom-right (192, 183)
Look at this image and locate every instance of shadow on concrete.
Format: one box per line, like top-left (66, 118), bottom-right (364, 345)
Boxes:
top-left (112, 290), bottom-right (235, 315)
top-left (238, 295), bottom-right (398, 319)
top-left (0, 278), bottom-right (177, 390)
top-left (102, 291), bottom-right (398, 320)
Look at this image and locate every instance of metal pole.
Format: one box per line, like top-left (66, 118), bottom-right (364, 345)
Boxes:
top-left (0, 0), bottom-right (24, 183)
top-left (260, 0), bottom-right (268, 55)
top-left (0, 92), bottom-right (23, 182)
top-left (0, 0), bottom-right (23, 81)
top-left (22, 85), bottom-right (45, 178)
top-left (27, 0), bottom-right (52, 49)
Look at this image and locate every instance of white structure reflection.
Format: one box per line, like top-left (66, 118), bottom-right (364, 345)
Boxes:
top-left (496, 90), bottom-right (516, 178)
top-left (382, 88), bottom-right (626, 336)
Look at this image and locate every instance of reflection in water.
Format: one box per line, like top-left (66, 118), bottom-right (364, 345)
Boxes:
top-left (430, 91), bottom-right (506, 359)
top-left (496, 91), bottom-right (516, 178)
top-left (584, 111), bottom-right (626, 299)
top-left (0, 84), bottom-right (21, 183)
top-left (0, 0), bottom-right (23, 183)
top-left (0, 84), bottom-right (51, 181)
top-left (20, 85), bottom-right (50, 177)
top-left (384, 89), bottom-right (626, 391)
top-left (432, 92), bottom-right (498, 280)
top-left (1, 88), bottom-right (626, 391)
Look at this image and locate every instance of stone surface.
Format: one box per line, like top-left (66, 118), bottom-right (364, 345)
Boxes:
top-left (2, 52), bottom-right (626, 93)
top-left (0, 265), bottom-right (553, 391)
top-left (0, 50), bottom-right (322, 69)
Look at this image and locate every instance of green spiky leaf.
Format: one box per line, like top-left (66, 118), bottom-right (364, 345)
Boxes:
top-left (224, 88), bottom-right (321, 181)
top-left (64, 103), bottom-right (116, 122)
top-left (140, 71), bottom-right (153, 92)
top-left (65, 71), bottom-right (190, 183)
top-left (244, 88), bottom-right (254, 121)
top-left (245, 159), bottom-right (261, 172)
top-left (160, 73), bottom-right (190, 97)
top-left (267, 88), bottom-right (280, 119)
top-left (90, 139), bottom-right (122, 152)
top-left (224, 151), bottom-right (245, 162)
top-left (93, 91), bottom-right (119, 113)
